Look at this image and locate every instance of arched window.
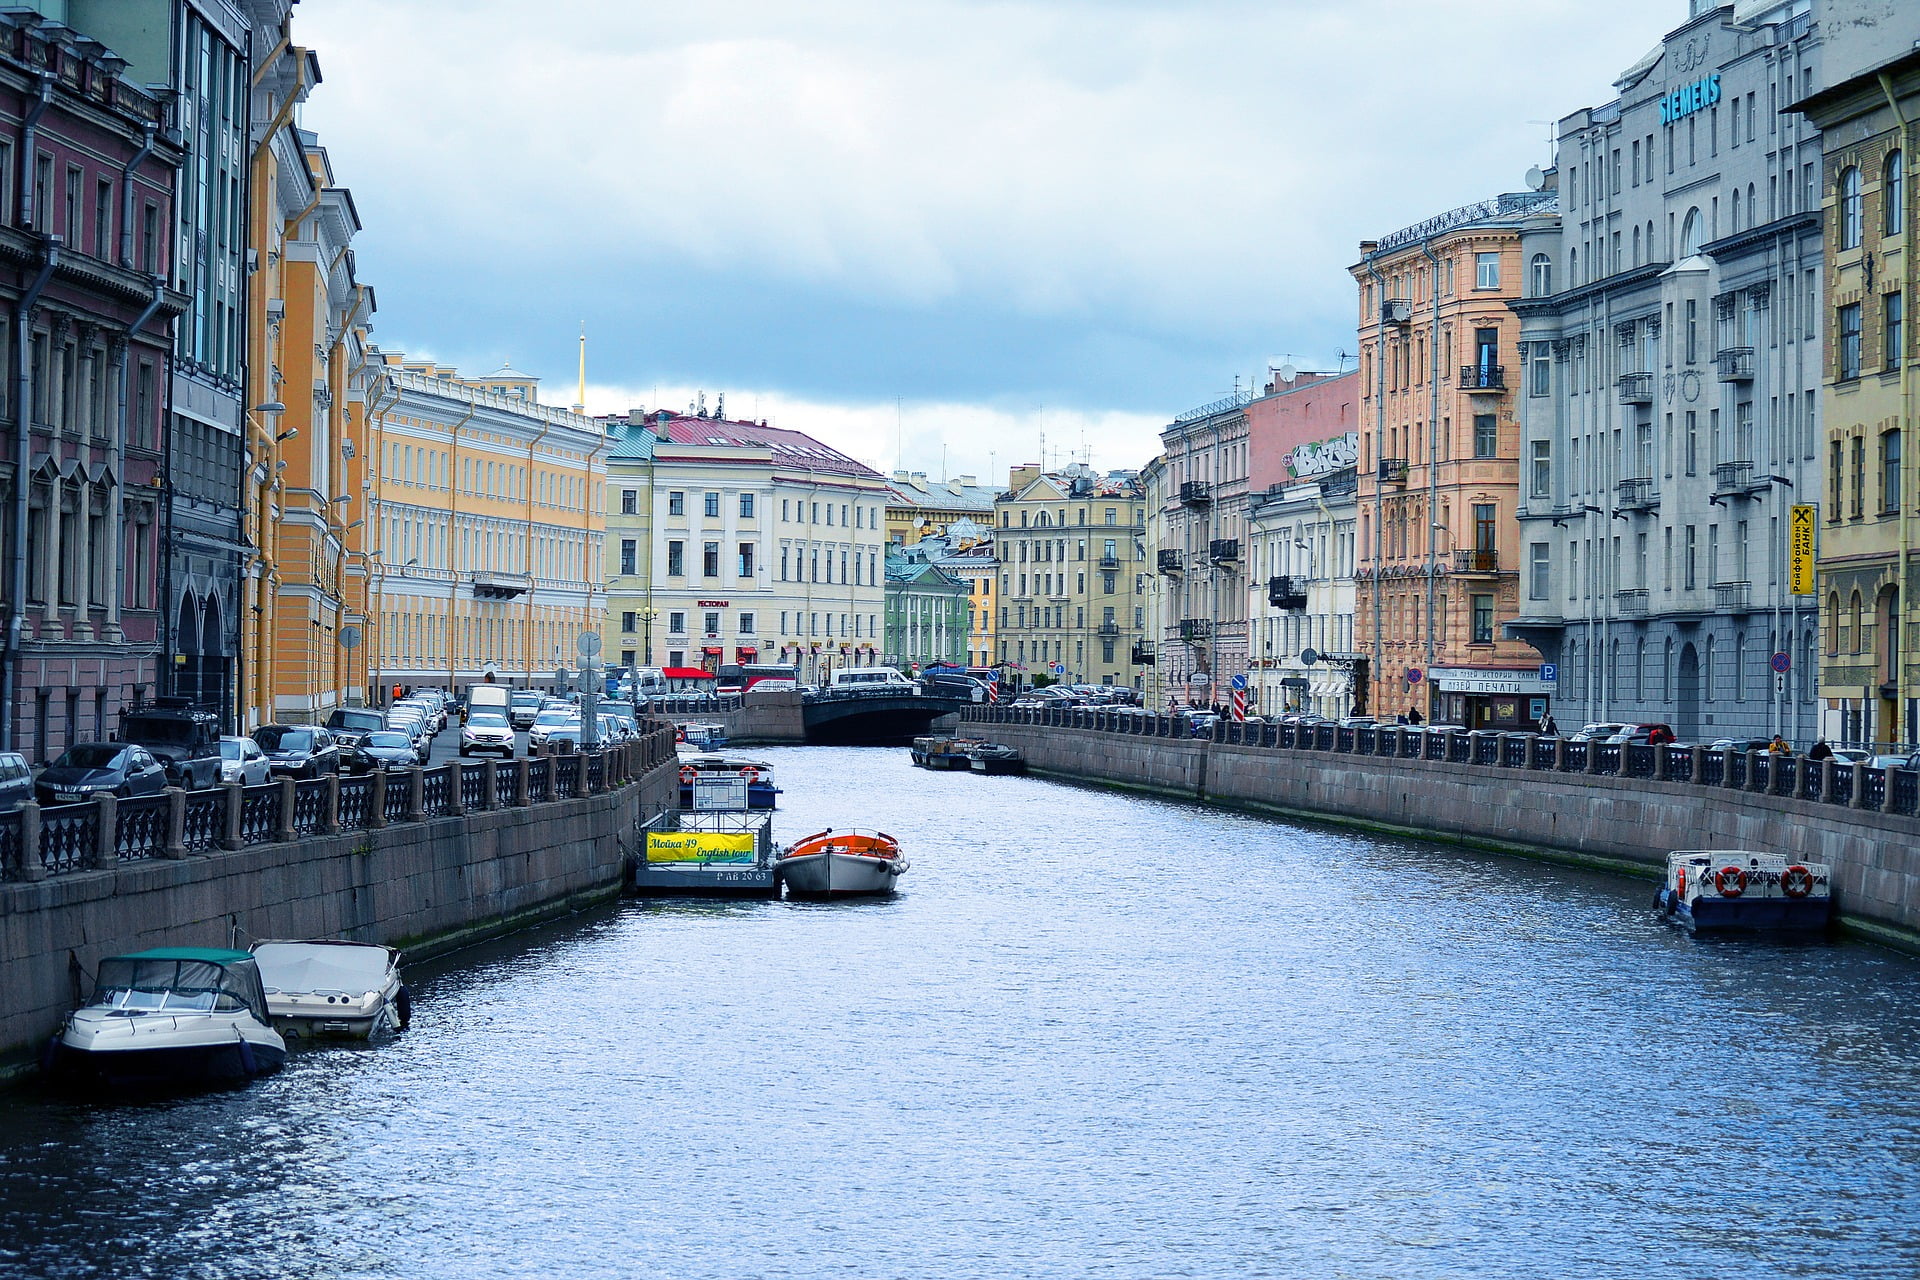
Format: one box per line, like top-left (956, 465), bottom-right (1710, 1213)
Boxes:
top-left (1850, 589), bottom-right (1865, 653)
top-left (1529, 252), bottom-right (1552, 297)
top-left (1703, 635), bottom-right (1716, 701)
top-left (1732, 187), bottom-right (1742, 231)
top-left (1681, 207), bottom-right (1703, 257)
top-left (1632, 225), bottom-right (1641, 266)
top-left (1840, 167), bottom-right (1863, 250)
top-left (1887, 151), bottom-right (1906, 236)
top-left (1827, 591), bottom-right (1841, 656)
top-left (1635, 637), bottom-right (1647, 701)
top-left (1568, 247), bottom-right (1579, 287)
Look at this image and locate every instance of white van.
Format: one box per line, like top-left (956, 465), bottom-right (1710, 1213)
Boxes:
top-left (829, 667), bottom-right (915, 690)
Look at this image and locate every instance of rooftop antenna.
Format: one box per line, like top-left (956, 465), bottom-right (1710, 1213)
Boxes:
top-left (573, 322), bottom-right (586, 413)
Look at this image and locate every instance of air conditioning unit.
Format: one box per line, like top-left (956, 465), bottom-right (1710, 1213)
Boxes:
top-left (1382, 299), bottom-right (1413, 325)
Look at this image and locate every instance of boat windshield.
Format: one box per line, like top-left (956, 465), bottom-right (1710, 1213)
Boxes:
top-left (90, 955), bottom-right (269, 1022)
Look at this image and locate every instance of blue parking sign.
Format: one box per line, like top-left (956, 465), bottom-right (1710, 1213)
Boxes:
top-left (1539, 663), bottom-right (1558, 683)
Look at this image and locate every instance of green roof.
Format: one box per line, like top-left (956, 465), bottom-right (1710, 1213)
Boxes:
top-left (119, 947), bottom-right (254, 964)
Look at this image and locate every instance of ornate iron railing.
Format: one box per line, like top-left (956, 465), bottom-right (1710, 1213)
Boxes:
top-left (115, 795), bottom-right (169, 860)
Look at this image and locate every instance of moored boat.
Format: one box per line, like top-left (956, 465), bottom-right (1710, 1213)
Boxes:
top-left (48, 948), bottom-right (287, 1090)
top-left (250, 940), bottom-right (409, 1040)
top-left (1656, 850), bottom-right (1833, 932)
top-left (677, 754), bottom-right (781, 809)
top-left (679, 722), bottom-right (729, 750)
top-left (774, 829), bottom-right (908, 898)
top-left (911, 735), bottom-right (971, 770)
top-left (963, 740), bottom-right (1025, 774)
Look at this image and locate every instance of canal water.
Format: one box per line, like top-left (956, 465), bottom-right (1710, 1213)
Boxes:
top-left (3, 746), bottom-right (1920, 1278)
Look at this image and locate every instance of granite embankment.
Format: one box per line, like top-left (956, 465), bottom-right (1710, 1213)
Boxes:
top-left (0, 733), bottom-right (679, 1078)
top-left (963, 710), bottom-right (1920, 948)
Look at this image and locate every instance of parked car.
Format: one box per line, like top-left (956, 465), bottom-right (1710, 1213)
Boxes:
top-left (460, 711), bottom-right (516, 759)
top-left (252, 725), bottom-right (341, 778)
top-left (325, 706), bottom-right (388, 751)
top-left (218, 736), bottom-right (271, 786)
top-left (1606, 722), bottom-right (1677, 746)
top-left (398, 696), bottom-right (445, 733)
top-left (509, 690), bottom-right (544, 729)
top-left (0, 751), bottom-right (33, 811)
top-left (352, 731), bottom-right (425, 772)
top-left (387, 707), bottom-right (433, 755)
top-left (119, 700), bottom-right (223, 790)
top-left (528, 708), bottom-right (580, 751)
top-left (1707, 737), bottom-right (1774, 754)
top-left (1568, 722), bottom-right (1630, 743)
top-left (35, 743), bottom-right (168, 805)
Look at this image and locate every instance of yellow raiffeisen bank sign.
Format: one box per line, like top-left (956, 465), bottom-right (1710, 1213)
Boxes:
top-left (647, 832), bottom-right (755, 864)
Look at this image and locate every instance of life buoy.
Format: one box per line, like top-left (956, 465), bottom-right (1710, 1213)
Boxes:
top-left (1676, 866), bottom-right (1687, 897)
top-left (1781, 864), bottom-right (1816, 899)
top-left (674, 726), bottom-right (686, 743)
top-left (1714, 865), bottom-right (1748, 897)
top-left (679, 765), bottom-right (698, 784)
top-left (739, 766), bottom-right (759, 783)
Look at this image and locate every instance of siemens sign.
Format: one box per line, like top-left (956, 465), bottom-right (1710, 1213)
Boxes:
top-left (1660, 73), bottom-right (1721, 126)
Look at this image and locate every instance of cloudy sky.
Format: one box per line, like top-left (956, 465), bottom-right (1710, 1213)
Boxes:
top-left (299, 0), bottom-right (1678, 481)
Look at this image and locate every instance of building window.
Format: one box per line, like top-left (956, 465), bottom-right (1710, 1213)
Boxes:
top-left (1471, 594), bottom-right (1494, 644)
top-left (703, 611), bottom-right (720, 636)
top-left (1853, 436), bottom-right (1867, 518)
top-left (1883, 430), bottom-right (1902, 514)
top-left (1839, 303), bottom-right (1862, 380)
top-left (1839, 166), bottom-right (1863, 250)
top-left (740, 493), bottom-right (755, 518)
top-left (620, 489), bottom-right (636, 514)
top-left (1529, 353), bottom-right (1550, 396)
top-left (702, 542), bottom-right (720, 577)
top-left (1528, 543), bottom-right (1549, 600)
top-left (1475, 252), bottom-right (1500, 289)
top-left (704, 492), bottom-right (720, 518)
top-left (1473, 414), bottom-right (1498, 459)
top-left (619, 539), bottom-right (636, 575)
top-left (666, 540), bottom-right (684, 576)
top-left (739, 612), bottom-right (755, 634)
top-left (621, 611), bottom-right (636, 633)
top-left (1529, 253), bottom-right (1552, 297)
top-left (667, 491), bottom-right (684, 516)
top-left (1886, 292), bottom-right (1904, 370)
top-left (738, 542), bottom-right (755, 577)
top-left (1887, 151), bottom-right (1906, 237)
top-left (1529, 440), bottom-right (1552, 499)
top-left (668, 611), bottom-right (686, 634)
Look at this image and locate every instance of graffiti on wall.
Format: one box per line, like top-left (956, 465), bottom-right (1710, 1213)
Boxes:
top-left (1285, 431), bottom-right (1359, 480)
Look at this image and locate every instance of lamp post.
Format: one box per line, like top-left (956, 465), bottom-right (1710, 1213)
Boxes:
top-left (1426, 521), bottom-right (1455, 723)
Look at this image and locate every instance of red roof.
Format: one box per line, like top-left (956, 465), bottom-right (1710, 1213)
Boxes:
top-left (656, 415), bottom-right (882, 480)
top-left (662, 667), bottom-right (714, 680)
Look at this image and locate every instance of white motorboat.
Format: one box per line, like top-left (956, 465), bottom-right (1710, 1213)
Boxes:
top-left (48, 948), bottom-right (287, 1090)
top-left (774, 829), bottom-right (909, 898)
top-left (251, 940), bottom-right (410, 1039)
top-left (1655, 850), bottom-right (1834, 932)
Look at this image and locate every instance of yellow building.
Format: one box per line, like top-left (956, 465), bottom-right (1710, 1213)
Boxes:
top-left (994, 463), bottom-right (1148, 689)
top-left (361, 353), bottom-right (608, 697)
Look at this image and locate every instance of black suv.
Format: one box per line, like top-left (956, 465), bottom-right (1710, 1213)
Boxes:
top-left (120, 700), bottom-right (224, 791)
top-left (252, 724), bottom-right (341, 778)
top-left (325, 705), bottom-right (388, 751)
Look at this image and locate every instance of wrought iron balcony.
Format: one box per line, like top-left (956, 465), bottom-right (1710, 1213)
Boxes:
top-left (1616, 477), bottom-right (1657, 513)
top-left (1179, 480), bottom-right (1212, 507)
top-left (1453, 548), bottom-right (1499, 574)
top-left (1097, 621), bottom-right (1120, 637)
top-left (1459, 364), bottom-right (1506, 391)
top-left (1712, 460), bottom-right (1767, 499)
top-left (1714, 580), bottom-right (1752, 612)
top-left (1131, 641), bottom-right (1156, 665)
top-left (1616, 371), bottom-right (1655, 404)
top-left (1208, 538), bottom-right (1241, 565)
top-left (1268, 576), bottom-right (1309, 609)
top-left (472, 571), bottom-right (532, 600)
top-left (1715, 346), bottom-right (1754, 382)
top-left (1156, 548), bottom-right (1183, 574)
top-left (1097, 553), bottom-right (1121, 570)
top-left (1378, 458), bottom-right (1409, 485)
top-left (1615, 588), bottom-right (1649, 616)
top-left (1179, 618), bottom-right (1212, 641)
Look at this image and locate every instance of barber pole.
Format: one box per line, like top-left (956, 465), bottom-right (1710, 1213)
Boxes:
top-left (1231, 687), bottom-right (1247, 722)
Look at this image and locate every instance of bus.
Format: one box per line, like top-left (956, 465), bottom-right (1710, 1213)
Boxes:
top-left (715, 662), bottom-right (801, 694)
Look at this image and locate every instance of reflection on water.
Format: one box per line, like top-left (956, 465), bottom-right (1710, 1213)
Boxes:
top-left (3, 746), bottom-right (1919, 1279)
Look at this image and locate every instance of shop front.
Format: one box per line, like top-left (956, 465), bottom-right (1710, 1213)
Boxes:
top-left (1426, 666), bottom-right (1555, 729)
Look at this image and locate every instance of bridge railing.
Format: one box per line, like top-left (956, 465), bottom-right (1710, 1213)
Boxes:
top-left (0, 721), bottom-right (681, 885)
top-left (959, 707), bottom-right (1920, 820)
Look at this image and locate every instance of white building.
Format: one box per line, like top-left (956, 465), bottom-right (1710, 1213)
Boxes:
top-left (1247, 468), bottom-right (1360, 718)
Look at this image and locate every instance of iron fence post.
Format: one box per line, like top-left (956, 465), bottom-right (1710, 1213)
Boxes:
top-left (18, 800), bottom-right (43, 880)
top-left (368, 771), bottom-right (388, 829)
top-left (164, 786), bottom-right (187, 858)
top-left (221, 782), bottom-right (244, 850)
top-left (90, 794), bottom-right (117, 868)
top-left (482, 759), bottom-right (498, 810)
top-left (277, 777), bottom-right (297, 843)
top-left (321, 774), bottom-right (339, 834)
top-left (407, 768), bottom-right (426, 821)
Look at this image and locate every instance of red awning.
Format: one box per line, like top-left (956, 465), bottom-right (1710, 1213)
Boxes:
top-left (661, 667), bottom-right (713, 680)
top-left (701, 646), bottom-right (723, 655)
top-left (735, 645), bottom-right (758, 656)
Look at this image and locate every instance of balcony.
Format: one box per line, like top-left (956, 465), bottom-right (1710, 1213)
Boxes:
top-left (1714, 580), bottom-right (1752, 613)
top-left (1459, 364), bottom-right (1506, 392)
top-left (1179, 618), bottom-right (1212, 641)
top-left (1097, 621), bottom-right (1120, 637)
top-left (471, 571), bottom-right (532, 600)
top-left (1616, 477), bottom-right (1658, 513)
top-left (1616, 371), bottom-right (1655, 404)
top-left (1097, 553), bottom-right (1121, 570)
top-left (1179, 480), bottom-right (1212, 507)
top-left (1615, 588), bottom-right (1649, 616)
top-left (1268, 576), bottom-right (1309, 610)
top-left (1712, 459), bottom-right (1768, 500)
top-left (1715, 346), bottom-right (1754, 382)
top-left (1453, 548), bottom-right (1499, 574)
top-left (1131, 641), bottom-right (1156, 665)
top-left (1377, 458), bottom-right (1409, 485)
top-left (1208, 538), bottom-right (1241, 565)
top-left (1156, 548), bottom-right (1183, 575)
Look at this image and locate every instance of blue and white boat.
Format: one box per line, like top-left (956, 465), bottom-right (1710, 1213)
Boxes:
top-left (48, 948), bottom-right (288, 1090)
top-left (678, 755), bottom-right (780, 809)
top-left (1656, 850), bottom-right (1833, 932)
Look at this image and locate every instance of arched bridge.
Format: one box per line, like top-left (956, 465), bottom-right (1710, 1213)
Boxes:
top-left (801, 688), bottom-right (975, 743)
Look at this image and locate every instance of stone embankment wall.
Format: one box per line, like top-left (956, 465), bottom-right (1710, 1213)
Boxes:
top-left (0, 733), bottom-right (680, 1079)
top-left (967, 714), bottom-right (1920, 949)
top-left (649, 689), bottom-right (806, 745)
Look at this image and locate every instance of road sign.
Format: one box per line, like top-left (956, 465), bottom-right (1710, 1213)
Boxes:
top-left (1790, 504), bottom-right (1817, 594)
top-left (1050, 661), bottom-right (1064, 675)
top-left (577, 631), bottom-right (602, 657)
top-left (1539, 663), bottom-right (1558, 683)
top-left (1300, 648), bottom-right (1319, 666)
top-left (1771, 651), bottom-right (1791, 674)
top-left (1406, 668), bottom-right (1423, 684)
top-left (1230, 673), bottom-right (1247, 691)
top-left (984, 669), bottom-right (999, 683)
top-left (1189, 672), bottom-right (1212, 686)
top-left (338, 625), bottom-right (361, 651)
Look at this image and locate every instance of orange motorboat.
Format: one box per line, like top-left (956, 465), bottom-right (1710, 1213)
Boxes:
top-left (773, 828), bottom-right (909, 898)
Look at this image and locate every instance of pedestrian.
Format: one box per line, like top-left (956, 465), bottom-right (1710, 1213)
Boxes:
top-left (1768, 734), bottom-right (1791, 755)
top-left (1648, 724), bottom-right (1675, 746)
top-left (1807, 739), bottom-right (1834, 761)
top-left (1406, 706), bottom-right (1424, 726)
top-left (1538, 711), bottom-right (1559, 736)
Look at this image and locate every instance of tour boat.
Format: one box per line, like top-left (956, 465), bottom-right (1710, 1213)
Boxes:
top-left (48, 948), bottom-right (287, 1090)
top-left (677, 755), bottom-right (780, 809)
top-left (250, 940), bottom-right (410, 1040)
top-left (962, 741), bottom-right (1025, 774)
top-left (1656, 850), bottom-right (1834, 932)
top-left (679, 722), bottom-right (729, 750)
top-left (910, 735), bottom-right (971, 770)
top-left (774, 829), bottom-right (909, 898)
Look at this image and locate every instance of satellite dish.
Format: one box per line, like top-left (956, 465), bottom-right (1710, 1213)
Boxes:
top-left (1525, 165), bottom-right (1546, 192)
top-left (1275, 363), bottom-right (1298, 385)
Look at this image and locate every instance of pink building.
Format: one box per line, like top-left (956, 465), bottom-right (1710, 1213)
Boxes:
top-left (1247, 369), bottom-right (1361, 494)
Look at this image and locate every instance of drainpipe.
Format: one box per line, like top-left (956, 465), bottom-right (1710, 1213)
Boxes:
top-left (1883, 70), bottom-right (1915, 746)
top-left (1421, 242), bottom-right (1443, 710)
top-left (3, 243), bottom-right (60, 752)
top-left (17, 73), bottom-right (50, 230)
top-left (117, 124), bottom-right (155, 269)
top-left (1365, 259), bottom-right (1388, 717)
